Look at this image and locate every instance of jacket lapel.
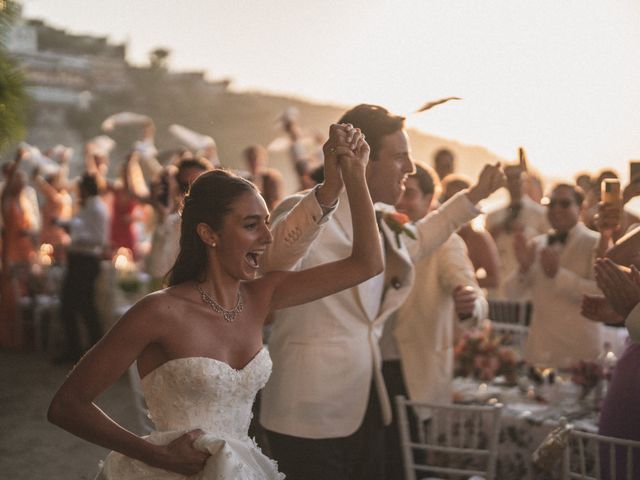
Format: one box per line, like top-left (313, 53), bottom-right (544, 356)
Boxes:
top-left (373, 213), bottom-right (414, 326)
top-left (334, 193), bottom-right (383, 322)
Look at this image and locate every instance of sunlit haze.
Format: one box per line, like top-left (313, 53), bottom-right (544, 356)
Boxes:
top-left (21, 0), bottom-right (640, 182)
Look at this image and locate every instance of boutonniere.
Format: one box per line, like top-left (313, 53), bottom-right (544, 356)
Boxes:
top-left (382, 211), bottom-right (416, 248)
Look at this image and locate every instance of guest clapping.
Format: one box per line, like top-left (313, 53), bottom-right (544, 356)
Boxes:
top-left (505, 183), bottom-right (602, 368)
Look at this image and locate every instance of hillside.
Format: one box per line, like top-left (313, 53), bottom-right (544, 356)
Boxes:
top-left (64, 74), bottom-right (506, 194)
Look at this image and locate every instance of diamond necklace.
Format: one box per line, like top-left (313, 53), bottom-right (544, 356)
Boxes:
top-left (197, 284), bottom-right (244, 322)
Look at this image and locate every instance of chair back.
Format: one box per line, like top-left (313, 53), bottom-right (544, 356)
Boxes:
top-left (488, 300), bottom-right (532, 350)
top-left (562, 429), bottom-right (640, 480)
top-left (395, 395), bottom-right (503, 480)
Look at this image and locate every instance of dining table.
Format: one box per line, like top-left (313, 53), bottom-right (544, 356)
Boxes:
top-left (452, 374), bottom-right (600, 479)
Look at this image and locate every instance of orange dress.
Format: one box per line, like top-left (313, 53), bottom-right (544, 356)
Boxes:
top-left (38, 181), bottom-right (72, 261)
top-left (0, 198), bottom-right (35, 349)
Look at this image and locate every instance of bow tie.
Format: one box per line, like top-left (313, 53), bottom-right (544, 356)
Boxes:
top-left (547, 231), bottom-right (568, 246)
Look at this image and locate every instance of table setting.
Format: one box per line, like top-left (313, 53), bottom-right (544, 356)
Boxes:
top-left (450, 320), bottom-right (617, 478)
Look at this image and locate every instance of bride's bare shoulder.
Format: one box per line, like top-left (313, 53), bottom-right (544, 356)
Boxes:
top-left (125, 284), bottom-right (195, 320)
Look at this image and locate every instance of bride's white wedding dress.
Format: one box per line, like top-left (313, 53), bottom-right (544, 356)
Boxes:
top-left (96, 348), bottom-right (284, 479)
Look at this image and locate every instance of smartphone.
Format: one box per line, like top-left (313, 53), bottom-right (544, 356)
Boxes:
top-left (630, 161), bottom-right (640, 183)
top-left (601, 178), bottom-right (621, 205)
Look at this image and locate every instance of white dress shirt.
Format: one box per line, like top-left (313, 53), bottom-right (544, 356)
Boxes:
top-left (68, 196), bottom-right (109, 255)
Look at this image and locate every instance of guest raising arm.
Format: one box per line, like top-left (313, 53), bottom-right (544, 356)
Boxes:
top-left (594, 258), bottom-right (640, 342)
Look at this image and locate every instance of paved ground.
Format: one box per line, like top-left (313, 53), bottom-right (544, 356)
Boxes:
top-left (0, 349), bottom-right (141, 480)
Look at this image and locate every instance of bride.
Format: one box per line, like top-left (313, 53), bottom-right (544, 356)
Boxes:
top-left (48, 123), bottom-right (382, 479)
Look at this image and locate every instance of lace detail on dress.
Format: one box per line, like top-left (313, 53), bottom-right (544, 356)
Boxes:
top-left (96, 348), bottom-right (285, 479)
top-left (141, 350), bottom-right (270, 438)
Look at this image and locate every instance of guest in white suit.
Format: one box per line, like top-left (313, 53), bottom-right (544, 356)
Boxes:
top-left (259, 104), bottom-right (504, 480)
top-left (504, 183), bottom-right (602, 368)
top-left (380, 162), bottom-right (488, 479)
top-left (486, 163), bottom-right (549, 299)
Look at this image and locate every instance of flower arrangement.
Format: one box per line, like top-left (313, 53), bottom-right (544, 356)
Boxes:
top-left (383, 211), bottom-right (416, 248)
top-left (569, 361), bottom-right (604, 398)
top-left (454, 320), bottom-right (522, 384)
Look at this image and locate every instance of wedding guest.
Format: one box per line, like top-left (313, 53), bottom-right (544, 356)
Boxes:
top-left (605, 224), bottom-right (640, 270)
top-left (505, 183), bottom-right (602, 368)
top-left (55, 173), bottom-right (109, 363)
top-left (243, 145), bottom-right (284, 211)
top-left (108, 153), bottom-right (144, 257)
top-left (146, 157), bottom-right (213, 290)
top-left (575, 172), bottom-right (593, 199)
top-left (522, 169), bottom-right (545, 204)
top-left (486, 161), bottom-right (548, 298)
top-left (33, 163), bottom-right (73, 263)
top-left (259, 104), bottom-right (504, 480)
top-left (442, 174), bottom-right (501, 288)
top-left (283, 114), bottom-right (320, 191)
top-left (0, 156), bottom-right (42, 239)
top-left (433, 148), bottom-right (455, 183)
top-left (381, 162), bottom-right (488, 479)
top-left (0, 149), bottom-right (36, 349)
top-left (583, 258), bottom-right (640, 479)
top-left (582, 169), bottom-right (619, 231)
top-left (48, 126), bottom-right (382, 479)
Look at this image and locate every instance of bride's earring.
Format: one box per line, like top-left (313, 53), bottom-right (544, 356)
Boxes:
top-left (211, 242), bottom-right (216, 248)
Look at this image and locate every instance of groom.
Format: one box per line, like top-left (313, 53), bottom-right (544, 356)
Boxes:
top-left (260, 104), bottom-right (504, 479)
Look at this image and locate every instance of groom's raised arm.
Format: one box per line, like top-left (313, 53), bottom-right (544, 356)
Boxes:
top-left (260, 187), bottom-right (338, 272)
top-left (261, 123), bottom-right (356, 272)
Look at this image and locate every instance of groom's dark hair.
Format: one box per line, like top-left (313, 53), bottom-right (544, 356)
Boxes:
top-left (338, 104), bottom-right (405, 161)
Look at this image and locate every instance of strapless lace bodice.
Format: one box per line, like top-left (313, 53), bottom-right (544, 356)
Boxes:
top-left (96, 348), bottom-right (285, 479)
top-left (141, 348), bottom-right (271, 439)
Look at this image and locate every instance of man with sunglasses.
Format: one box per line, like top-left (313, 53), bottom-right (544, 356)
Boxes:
top-left (504, 183), bottom-right (603, 368)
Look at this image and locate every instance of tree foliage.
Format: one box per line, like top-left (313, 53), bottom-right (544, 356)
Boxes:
top-left (0, 0), bottom-right (27, 148)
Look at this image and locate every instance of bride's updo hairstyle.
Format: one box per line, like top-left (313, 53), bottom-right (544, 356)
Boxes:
top-left (167, 169), bottom-right (258, 286)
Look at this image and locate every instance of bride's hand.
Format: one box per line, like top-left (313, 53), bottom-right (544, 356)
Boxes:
top-left (339, 129), bottom-right (370, 177)
top-left (159, 429), bottom-right (210, 475)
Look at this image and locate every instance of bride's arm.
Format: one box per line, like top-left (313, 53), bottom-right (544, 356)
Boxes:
top-left (264, 132), bottom-right (384, 311)
top-left (47, 295), bottom-right (210, 476)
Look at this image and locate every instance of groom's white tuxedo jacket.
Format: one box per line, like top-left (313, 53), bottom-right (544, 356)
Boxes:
top-left (259, 188), bottom-right (479, 439)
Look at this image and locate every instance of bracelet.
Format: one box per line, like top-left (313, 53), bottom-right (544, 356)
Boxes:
top-left (314, 185), bottom-right (339, 211)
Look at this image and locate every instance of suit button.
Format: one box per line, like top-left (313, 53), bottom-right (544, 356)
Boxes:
top-left (391, 277), bottom-right (401, 289)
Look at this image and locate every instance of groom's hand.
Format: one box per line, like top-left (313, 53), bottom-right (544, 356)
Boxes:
top-left (317, 123), bottom-right (357, 207)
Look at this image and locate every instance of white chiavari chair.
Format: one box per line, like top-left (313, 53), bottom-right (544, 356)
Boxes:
top-left (563, 429), bottom-right (640, 480)
top-left (488, 299), bottom-right (531, 351)
top-left (396, 395), bottom-right (503, 480)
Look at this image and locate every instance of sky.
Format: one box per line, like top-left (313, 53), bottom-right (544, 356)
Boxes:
top-left (20, 0), bottom-right (640, 182)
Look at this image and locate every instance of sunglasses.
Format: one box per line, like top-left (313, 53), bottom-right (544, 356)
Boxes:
top-left (547, 199), bottom-right (574, 209)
